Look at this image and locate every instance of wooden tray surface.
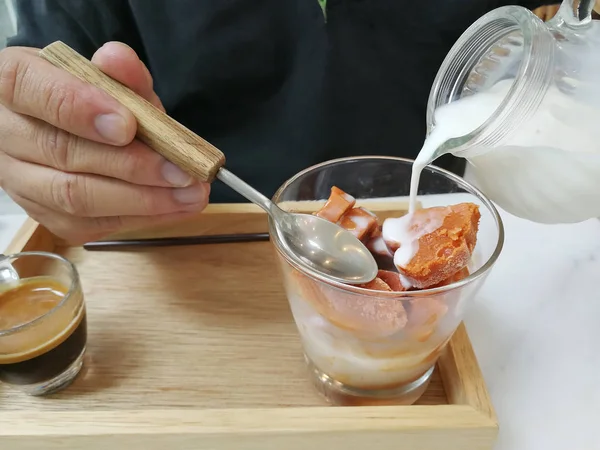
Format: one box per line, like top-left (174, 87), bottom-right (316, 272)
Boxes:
top-left (0, 203), bottom-right (497, 450)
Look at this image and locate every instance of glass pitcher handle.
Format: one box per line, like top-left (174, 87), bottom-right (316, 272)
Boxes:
top-left (551, 0), bottom-right (595, 28)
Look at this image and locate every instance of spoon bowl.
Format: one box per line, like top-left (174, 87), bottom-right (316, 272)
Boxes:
top-left (218, 169), bottom-right (379, 285)
top-left (273, 210), bottom-right (379, 285)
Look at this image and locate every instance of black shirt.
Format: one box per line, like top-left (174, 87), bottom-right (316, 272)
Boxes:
top-left (7, 0), bottom-right (550, 202)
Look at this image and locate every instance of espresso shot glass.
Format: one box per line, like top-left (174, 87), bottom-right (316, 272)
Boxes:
top-left (0, 252), bottom-right (87, 396)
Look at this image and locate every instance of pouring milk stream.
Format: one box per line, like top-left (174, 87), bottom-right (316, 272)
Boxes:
top-left (407, 0), bottom-right (600, 223)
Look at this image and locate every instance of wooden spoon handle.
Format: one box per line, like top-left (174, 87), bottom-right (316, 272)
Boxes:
top-left (39, 41), bottom-right (225, 183)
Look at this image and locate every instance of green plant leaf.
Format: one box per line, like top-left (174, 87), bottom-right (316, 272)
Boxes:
top-left (318, 0), bottom-right (327, 21)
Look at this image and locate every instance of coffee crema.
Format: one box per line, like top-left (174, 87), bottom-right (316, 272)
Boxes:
top-left (0, 277), bottom-right (87, 385)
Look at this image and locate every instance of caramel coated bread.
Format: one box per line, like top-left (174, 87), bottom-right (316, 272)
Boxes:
top-left (338, 207), bottom-right (379, 242)
top-left (292, 269), bottom-right (408, 336)
top-left (315, 186), bottom-right (355, 223)
top-left (389, 203), bottom-right (480, 289)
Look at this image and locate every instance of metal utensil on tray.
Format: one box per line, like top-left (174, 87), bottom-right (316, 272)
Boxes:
top-left (83, 233), bottom-right (270, 250)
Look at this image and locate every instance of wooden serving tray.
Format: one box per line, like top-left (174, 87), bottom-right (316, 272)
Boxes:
top-left (0, 202), bottom-right (498, 450)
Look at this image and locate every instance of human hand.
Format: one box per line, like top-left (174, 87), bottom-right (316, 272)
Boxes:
top-left (532, 4), bottom-right (560, 21)
top-left (0, 42), bottom-right (210, 244)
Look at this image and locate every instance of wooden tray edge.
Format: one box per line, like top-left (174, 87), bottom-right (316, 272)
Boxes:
top-left (4, 218), bottom-right (53, 255)
top-left (0, 404), bottom-right (495, 431)
top-left (439, 324), bottom-right (498, 423)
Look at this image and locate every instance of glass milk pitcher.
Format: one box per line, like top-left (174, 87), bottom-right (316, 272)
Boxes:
top-left (423, 0), bottom-right (600, 224)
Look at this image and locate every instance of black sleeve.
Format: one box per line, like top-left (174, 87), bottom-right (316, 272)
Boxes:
top-left (7, 0), bottom-right (144, 60)
top-left (511, 1), bottom-right (561, 9)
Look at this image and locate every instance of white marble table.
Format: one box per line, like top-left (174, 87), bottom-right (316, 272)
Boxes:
top-left (464, 207), bottom-right (600, 450)
top-left (1, 193), bottom-right (599, 450)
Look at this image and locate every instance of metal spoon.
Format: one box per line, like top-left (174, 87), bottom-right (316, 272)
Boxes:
top-left (39, 41), bottom-right (378, 285)
top-left (0, 254), bottom-right (20, 284)
top-left (217, 169), bottom-right (378, 284)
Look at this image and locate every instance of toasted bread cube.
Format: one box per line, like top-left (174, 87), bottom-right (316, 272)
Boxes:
top-left (370, 225), bottom-right (382, 238)
top-left (406, 297), bottom-right (449, 342)
top-left (366, 234), bottom-right (396, 270)
top-left (376, 270), bottom-right (409, 292)
top-left (359, 277), bottom-right (393, 291)
top-left (315, 186), bottom-right (356, 223)
top-left (383, 203), bottom-right (480, 289)
top-left (339, 207), bottom-right (379, 242)
top-left (367, 235), bottom-right (393, 257)
top-left (431, 266), bottom-right (470, 288)
top-left (292, 268), bottom-right (408, 336)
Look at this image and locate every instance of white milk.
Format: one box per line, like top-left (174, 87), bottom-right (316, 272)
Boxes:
top-left (382, 210), bottom-right (444, 269)
top-left (408, 80), bottom-right (510, 213)
top-left (408, 79), bottom-right (600, 224)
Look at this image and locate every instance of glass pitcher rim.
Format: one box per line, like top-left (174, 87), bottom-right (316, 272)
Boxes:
top-left (426, 5), bottom-right (555, 156)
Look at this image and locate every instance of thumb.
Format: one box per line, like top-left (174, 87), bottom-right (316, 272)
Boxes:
top-left (91, 41), bottom-right (165, 111)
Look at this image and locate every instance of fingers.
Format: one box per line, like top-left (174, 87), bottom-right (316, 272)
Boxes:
top-left (533, 5), bottom-right (560, 21)
top-left (5, 190), bottom-right (201, 245)
top-left (0, 105), bottom-right (193, 187)
top-left (91, 42), bottom-right (165, 112)
top-left (0, 43), bottom-right (203, 244)
top-left (0, 152), bottom-right (210, 218)
top-left (548, 5), bottom-right (560, 19)
top-left (0, 46), bottom-right (137, 146)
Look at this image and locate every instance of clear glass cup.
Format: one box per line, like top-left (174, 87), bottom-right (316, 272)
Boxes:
top-left (0, 251), bottom-right (87, 396)
top-left (269, 157), bottom-right (504, 406)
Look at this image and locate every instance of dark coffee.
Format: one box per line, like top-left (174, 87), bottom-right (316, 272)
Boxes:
top-left (0, 277), bottom-right (87, 386)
